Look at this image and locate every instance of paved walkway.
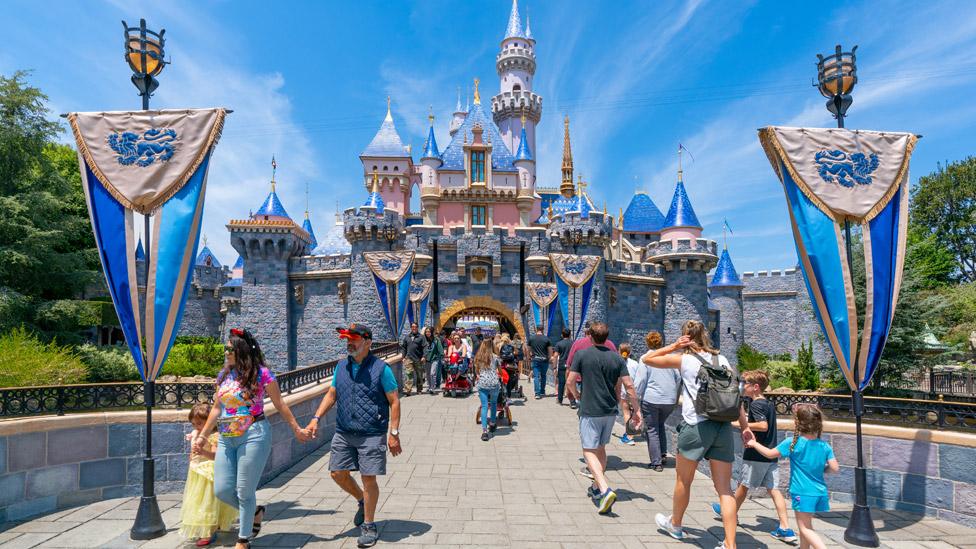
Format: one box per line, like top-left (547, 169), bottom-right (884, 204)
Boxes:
top-left (2, 381), bottom-right (975, 548)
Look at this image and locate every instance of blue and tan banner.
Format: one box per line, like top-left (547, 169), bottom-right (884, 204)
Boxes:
top-left (68, 108), bottom-right (227, 381)
top-left (527, 282), bottom-right (558, 337)
top-left (550, 253), bottom-right (601, 339)
top-left (407, 279), bottom-right (432, 329)
top-left (759, 126), bottom-right (916, 391)
top-left (364, 251), bottom-right (415, 337)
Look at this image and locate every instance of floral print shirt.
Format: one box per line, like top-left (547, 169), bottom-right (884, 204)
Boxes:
top-left (216, 366), bottom-right (275, 436)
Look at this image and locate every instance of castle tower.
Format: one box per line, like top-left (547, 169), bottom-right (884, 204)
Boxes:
top-left (513, 112), bottom-right (535, 226)
top-left (420, 110), bottom-right (443, 225)
top-left (449, 88), bottom-right (467, 137)
top-left (492, 0), bottom-right (542, 157)
top-left (229, 162), bottom-right (310, 369)
top-left (360, 97), bottom-right (413, 216)
top-left (709, 248), bottom-right (745, 365)
top-left (561, 116), bottom-right (575, 198)
top-left (301, 183), bottom-right (318, 251)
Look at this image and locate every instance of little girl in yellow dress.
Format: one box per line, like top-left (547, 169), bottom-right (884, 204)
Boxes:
top-left (180, 403), bottom-right (237, 546)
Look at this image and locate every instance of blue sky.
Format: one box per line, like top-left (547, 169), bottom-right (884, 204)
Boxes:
top-left (2, 0), bottom-right (975, 272)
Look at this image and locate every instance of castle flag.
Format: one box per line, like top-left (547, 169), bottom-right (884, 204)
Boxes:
top-left (526, 282), bottom-right (558, 337)
top-left (758, 126), bottom-right (917, 391)
top-left (67, 108), bottom-right (228, 381)
top-left (364, 251), bottom-right (416, 337)
top-left (550, 254), bottom-right (601, 339)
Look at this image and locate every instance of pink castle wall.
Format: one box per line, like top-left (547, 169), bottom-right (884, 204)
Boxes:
top-left (438, 203), bottom-right (465, 232)
top-left (492, 204), bottom-right (521, 234)
top-left (659, 228), bottom-right (702, 242)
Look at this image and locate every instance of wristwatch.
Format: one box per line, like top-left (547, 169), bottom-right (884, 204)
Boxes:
top-left (390, 429), bottom-right (399, 437)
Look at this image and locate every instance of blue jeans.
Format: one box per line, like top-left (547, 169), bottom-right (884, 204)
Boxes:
top-left (478, 386), bottom-right (499, 430)
top-left (531, 358), bottom-right (549, 396)
top-left (215, 419), bottom-right (272, 539)
top-left (556, 367), bottom-right (567, 403)
top-left (428, 358), bottom-right (443, 390)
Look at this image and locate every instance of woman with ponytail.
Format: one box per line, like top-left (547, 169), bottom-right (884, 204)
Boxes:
top-left (193, 329), bottom-right (311, 549)
top-left (746, 404), bottom-right (839, 549)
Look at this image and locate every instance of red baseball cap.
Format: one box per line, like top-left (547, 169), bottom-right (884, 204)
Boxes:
top-left (336, 323), bottom-right (372, 340)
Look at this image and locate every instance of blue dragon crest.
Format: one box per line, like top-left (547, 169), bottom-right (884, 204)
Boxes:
top-left (379, 258), bottom-right (402, 272)
top-left (107, 128), bottom-right (177, 167)
top-left (409, 283), bottom-right (425, 294)
top-left (814, 149), bottom-right (880, 188)
top-left (564, 261), bottom-right (587, 275)
top-left (535, 286), bottom-right (554, 298)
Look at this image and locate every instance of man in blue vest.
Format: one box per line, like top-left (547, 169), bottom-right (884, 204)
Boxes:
top-left (307, 323), bottom-right (401, 548)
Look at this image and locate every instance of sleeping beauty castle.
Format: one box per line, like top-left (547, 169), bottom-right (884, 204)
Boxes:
top-left (170, 0), bottom-right (827, 370)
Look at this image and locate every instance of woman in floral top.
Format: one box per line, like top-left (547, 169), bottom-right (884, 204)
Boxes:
top-left (193, 329), bottom-right (310, 549)
top-left (473, 340), bottom-right (502, 441)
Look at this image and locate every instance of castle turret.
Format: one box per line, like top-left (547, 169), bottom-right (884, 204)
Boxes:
top-left (709, 248), bottom-right (744, 365)
top-left (492, 0), bottom-right (542, 157)
top-left (180, 237), bottom-right (228, 339)
top-left (659, 149), bottom-right (702, 242)
top-left (449, 88), bottom-right (467, 137)
top-left (513, 113), bottom-right (535, 226)
top-left (420, 111), bottom-right (442, 225)
top-left (360, 97), bottom-right (412, 216)
top-left (301, 184), bottom-right (318, 251)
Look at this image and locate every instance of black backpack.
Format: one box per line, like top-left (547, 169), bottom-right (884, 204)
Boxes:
top-left (500, 343), bottom-right (515, 362)
top-left (684, 353), bottom-right (742, 422)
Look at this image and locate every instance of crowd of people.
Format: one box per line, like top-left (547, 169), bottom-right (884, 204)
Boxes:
top-left (176, 316), bottom-right (838, 549)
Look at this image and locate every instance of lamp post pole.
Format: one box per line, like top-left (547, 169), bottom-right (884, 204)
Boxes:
top-left (816, 43), bottom-right (879, 548)
top-left (124, 17), bottom-right (167, 541)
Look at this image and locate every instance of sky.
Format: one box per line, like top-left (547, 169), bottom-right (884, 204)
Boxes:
top-left (2, 0), bottom-right (975, 273)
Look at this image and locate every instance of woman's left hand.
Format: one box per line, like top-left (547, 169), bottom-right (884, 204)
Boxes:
top-left (294, 427), bottom-right (311, 443)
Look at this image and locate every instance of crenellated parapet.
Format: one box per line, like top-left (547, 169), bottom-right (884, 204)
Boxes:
top-left (191, 264), bottom-right (230, 297)
top-left (548, 211), bottom-right (613, 249)
top-left (227, 218), bottom-right (311, 261)
top-left (491, 89), bottom-right (542, 124)
top-left (645, 238), bottom-right (718, 272)
top-left (342, 207), bottom-right (404, 247)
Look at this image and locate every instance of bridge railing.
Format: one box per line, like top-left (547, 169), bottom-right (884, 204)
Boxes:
top-left (767, 391), bottom-right (976, 432)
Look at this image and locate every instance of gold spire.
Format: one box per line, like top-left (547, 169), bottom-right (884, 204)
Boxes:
top-left (202, 234), bottom-right (208, 248)
top-left (428, 104), bottom-right (434, 125)
top-left (603, 200), bottom-right (607, 216)
top-left (618, 207), bottom-right (624, 229)
top-left (473, 78), bottom-right (481, 104)
top-left (371, 171), bottom-right (380, 194)
top-left (560, 116), bottom-right (574, 198)
top-left (547, 202), bottom-right (553, 220)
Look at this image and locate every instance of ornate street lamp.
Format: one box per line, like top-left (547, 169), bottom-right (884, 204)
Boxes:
top-left (123, 19), bottom-right (168, 110)
top-left (816, 44), bottom-right (879, 548)
top-left (816, 44), bottom-right (857, 128)
top-left (124, 17), bottom-right (167, 541)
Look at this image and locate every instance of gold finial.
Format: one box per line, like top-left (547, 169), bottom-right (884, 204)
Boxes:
top-left (603, 200), bottom-right (607, 216)
top-left (202, 234), bottom-right (208, 248)
top-left (618, 207), bottom-right (624, 229)
top-left (371, 171), bottom-right (379, 193)
top-left (428, 104), bottom-right (434, 125)
top-left (473, 78), bottom-right (481, 104)
top-left (304, 182), bottom-right (310, 219)
top-left (561, 116), bottom-right (575, 197)
top-left (547, 202), bottom-right (553, 218)
top-left (520, 106), bottom-right (526, 126)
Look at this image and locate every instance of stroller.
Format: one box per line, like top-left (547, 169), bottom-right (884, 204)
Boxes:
top-left (498, 342), bottom-right (525, 400)
top-left (442, 351), bottom-right (472, 397)
top-left (475, 368), bottom-right (514, 426)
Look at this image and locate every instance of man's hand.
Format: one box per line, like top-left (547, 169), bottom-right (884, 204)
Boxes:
top-left (294, 427), bottom-right (312, 443)
top-left (630, 410), bottom-right (643, 430)
top-left (306, 418), bottom-right (319, 439)
top-left (388, 433), bottom-right (402, 457)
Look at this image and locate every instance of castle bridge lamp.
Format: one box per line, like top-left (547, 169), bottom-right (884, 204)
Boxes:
top-left (123, 18), bottom-right (168, 110)
top-left (816, 44), bottom-right (857, 129)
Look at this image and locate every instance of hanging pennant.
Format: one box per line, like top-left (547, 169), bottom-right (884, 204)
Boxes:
top-left (69, 108), bottom-right (228, 381)
top-left (527, 282), bottom-right (558, 337)
top-left (364, 251), bottom-right (416, 337)
top-left (409, 279), bottom-right (432, 328)
top-left (759, 126), bottom-right (916, 391)
top-left (550, 253), bottom-right (601, 338)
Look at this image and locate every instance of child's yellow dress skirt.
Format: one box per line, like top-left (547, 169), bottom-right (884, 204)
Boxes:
top-left (179, 457), bottom-right (237, 539)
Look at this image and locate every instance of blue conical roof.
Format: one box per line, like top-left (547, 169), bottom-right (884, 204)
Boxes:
top-left (362, 108), bottom-right (410, 157)
top-left (254, 189), bottom-right (291, 220)
top-left (514, 125), bottom-right (533, 162)
top-left (302, 217), bottom-right (318, 250)
top-left (363, 190), bottom-right (385, 213)
top-left (421, 123), bottom-right (440, 160)
top-left (569, 191), bottom-right (593, 219)
top-left (233, 255), bottom-right (244, 269)
top-left (135, 238), bottom-right (146, 261)
top-left (710, 249), bottom-right (743, 287)
top-left (662, 181), bottom-right (701, 229)
top-left (623, 192), bottom-right (665, 233)
top-left (195, 246), bottom-right (221, 267)
top-left (504, 0), bottom-right (525, 39)
top-left (439, 101), bottom-right (517, 172)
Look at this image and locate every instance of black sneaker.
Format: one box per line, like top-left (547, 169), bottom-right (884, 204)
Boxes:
top-left (570, 402), bottom-right (579, 410)
top-left (357, 522), bottom-right (379, 548)
top-left (354, 499), bottom-right (365, 526)
top-left (488, 422), bottom-right (497, 432)
top-left (481, 431), bottom-right (490, 441)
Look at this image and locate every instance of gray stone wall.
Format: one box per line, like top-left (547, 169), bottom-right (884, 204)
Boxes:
top-left (710, 286), bottom-right (743, 366)
top-left (742, 269), bottom-right (830, 363)
top-left (291, 276), bottom-right (350, 366)
top-left (663, 268), bottom-right (710, 346)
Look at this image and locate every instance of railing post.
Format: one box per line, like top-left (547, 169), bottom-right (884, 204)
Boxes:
top-left (937, 394), bottom-right (946, 428)
top-left (929, 367), bottom-right (936, 398)
top-left (56, 386), bottom-right (65, 416)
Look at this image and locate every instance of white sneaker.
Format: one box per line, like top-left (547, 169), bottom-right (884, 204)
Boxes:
top-left (655, 513), bottom-right (684, 540)
top-left (714, 545), bottom-right (729, 549)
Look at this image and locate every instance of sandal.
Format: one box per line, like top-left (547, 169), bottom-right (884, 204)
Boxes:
top-left (235, 538), bottom-right (250, 549)
top-left (252, 505), bottom-right (266, 537)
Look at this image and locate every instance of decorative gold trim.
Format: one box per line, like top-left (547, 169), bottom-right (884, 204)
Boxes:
top-left (434, 296), bottom-right (525, 341)
top-left (604, 273), bottom-right (666, 286)
top-left (67, 109), bottom-right (227, 215)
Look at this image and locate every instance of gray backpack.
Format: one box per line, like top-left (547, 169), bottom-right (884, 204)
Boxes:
top-left (685, 353), bottom-right (742, 422)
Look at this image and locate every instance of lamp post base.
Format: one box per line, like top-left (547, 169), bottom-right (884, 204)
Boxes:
top-left (844, 465), bottom-right (880, 548)
top-left (130, 495), bottom-right (166, 540)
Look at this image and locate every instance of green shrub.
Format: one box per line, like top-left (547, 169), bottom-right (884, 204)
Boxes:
top-left (77, 344), bottom-right (140, 383)
top-left (162, 340), bottom-right (224, 378)
top-left (790, 340), bottom-right (821, 391)
top-left (737, 343), bottom-right (769, 372)
top-left (0, 327), bottom-right (88, 387)
top-left (764, 360), bottom-right (797, 390)
top-left (0, 288), bottom-right (32, 334)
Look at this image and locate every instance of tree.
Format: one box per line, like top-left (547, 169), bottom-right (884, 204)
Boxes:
top-left (790, 340), bottom-right (820, 391)
top-left (910, 157), bottom-right (976, 282)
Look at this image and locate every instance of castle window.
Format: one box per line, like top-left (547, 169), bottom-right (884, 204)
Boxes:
top-left (470, 151), bottom-right (485, 184)
top-left (471, 205), bottom-right (486, 226)
top-left (393, 166), bottom-right (398, 172)
top-left (513, 84), bottom-right (521, 92)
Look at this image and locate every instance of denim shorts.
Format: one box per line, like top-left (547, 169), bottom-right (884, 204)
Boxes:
top-left (579, 415), bottom-right (616, 449)
top-left (676, 420), bottom-right (734, 463)
top-left (740, 459), bottom-right (780, 489)
top-left (329, 431), bottom-right (388, 476)
top-left (791, 493), bottom-right (830, 513)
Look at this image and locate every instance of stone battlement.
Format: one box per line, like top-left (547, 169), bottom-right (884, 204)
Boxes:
top-left (290, 254), bottom-right (353, 275)
top-left (646, 238), bottom-right (718, 257)
top-left (741, 267), bottom-right (799, 277)
top-left (343, 207), bottom-right (404, 243)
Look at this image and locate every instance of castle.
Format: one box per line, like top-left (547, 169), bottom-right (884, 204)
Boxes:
top-left (168, 0), bottom-right (828, 370)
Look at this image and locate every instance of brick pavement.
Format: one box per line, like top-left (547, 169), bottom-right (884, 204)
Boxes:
top-left (2, 381), bottom-right (975, 548)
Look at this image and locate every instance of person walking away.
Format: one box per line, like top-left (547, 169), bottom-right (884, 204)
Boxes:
top-left (194, 329), bottom-right (311, 549)
top-left (498, 334), bottom-right (519, 399)
top-left (471, 327), bottom-right (485, 355)
top-left (399, 322), bottom-right (427, 396)
top-left (745, 405), bottom-right (838, 549)
top-left (180, 403), bottom-right (236, 546)
top-left (423, 326), bottom-right (444, 394)
top-left (306, 324), bottom-right (402, 548)
top-left (617, 343), bottom-right (646, 446)
top-left (643, 320), bottom-right (753, 549)
top-left (472, 340), bottom-right (502, 440)
top-left (566, 322), bottom-right (641, 515)
top-left (553, 329), bottom-right (573, 406)
top-left (711, 370), bottom-right (797, 543)
top-left (528, 326), bottom-right (554, 399)
top-left (638, 331), bottom-right (681, 472)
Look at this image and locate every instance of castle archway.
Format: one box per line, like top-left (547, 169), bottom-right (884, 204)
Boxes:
top-left (434, 296), bottom-right (525, 341)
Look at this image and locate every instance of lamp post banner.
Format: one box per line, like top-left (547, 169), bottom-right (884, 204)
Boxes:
top-left (68, 108), bottom-right (228, 382)
top-left (758, 126), bottom-right (916, 391)
top-left (364, 251), bottom-right (416, 337)
top-left (407, 279), bottom-right (432, 329)
top-left (550, 254), bottom-right (601, 339)
top-left (527, 283), bottom-right (558, 337)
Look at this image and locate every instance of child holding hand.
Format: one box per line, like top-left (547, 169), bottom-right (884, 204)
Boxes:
top-left (745, 404), bottom-right (839, 549)
top-left (180, 403), bottom-right (237, 546)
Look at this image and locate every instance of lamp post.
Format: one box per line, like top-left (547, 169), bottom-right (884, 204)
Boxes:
top-left (816, 44), bottom-right (879, 548)
top-left (123, 18), bottom-right (168, 541)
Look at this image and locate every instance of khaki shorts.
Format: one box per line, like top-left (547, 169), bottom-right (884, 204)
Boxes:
top-left (676, 419), bottom-right (734, 463)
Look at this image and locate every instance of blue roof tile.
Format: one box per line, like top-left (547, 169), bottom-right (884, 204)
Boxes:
top-left (135, 239), bottom-right (146, 261)
top-left (223, 278), bottom-right (243, 288)
top-left (312, 221), bottom-right (352, 255)
top-left (504, 0), bottom-right (525, 39)
top-left (421, 124), bottom-right (440, 160)
top-left (569, 192), bottom-right (593, 219)
top-left (195, 246), bottom-right (221, 267)
top-left (254, 190), bottom-right (291, 220)
top-left (363, 190), bottom-right (385, 213)
top-left (710, 249), bottom-right (744, 287)
top-left (439, 101), bottom-right (517, 173)
top-left (301, 217), bottom-right (318, 250)
top-left (662, 181), bottom-right (701, 229)
top-left (362, 110), bottom-right (410, 157)
top-left (623, 192), bottom-right (666, 233)
top-left (514, 125), bottom-right (533, 162)
top-left (233, 255), bottom-right (244, 269)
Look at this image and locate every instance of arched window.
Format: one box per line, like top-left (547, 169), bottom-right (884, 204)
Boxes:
top-left (513, 84), bottom-right (521, 92)
top-left (393, 166), bottom-right (399, 172)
